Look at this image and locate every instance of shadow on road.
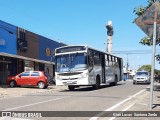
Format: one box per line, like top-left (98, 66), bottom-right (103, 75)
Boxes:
top-left (60, 83), bottom-right (125, 92)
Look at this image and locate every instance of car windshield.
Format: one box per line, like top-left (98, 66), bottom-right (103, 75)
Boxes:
top-left (136, 72), bottom-right (148, 76)
top-left (55, 53), bottom-right (87, 72)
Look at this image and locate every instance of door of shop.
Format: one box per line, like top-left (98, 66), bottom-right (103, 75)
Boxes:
top-left (0, 62), bottom-right (11, 85)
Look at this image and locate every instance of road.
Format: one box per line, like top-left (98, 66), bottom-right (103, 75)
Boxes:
top-left (0, 80), bottom-right (149, 120)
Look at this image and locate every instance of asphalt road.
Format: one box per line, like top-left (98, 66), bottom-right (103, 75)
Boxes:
top-left (0, 80), bottom-right (149, 120)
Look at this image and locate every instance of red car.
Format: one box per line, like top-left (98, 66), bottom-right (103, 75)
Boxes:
top-left (6, 71), bottom-right (48, 89)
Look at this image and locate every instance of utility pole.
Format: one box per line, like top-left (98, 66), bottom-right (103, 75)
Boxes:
top-left (126, 54), bottom-right (129, 80)
top-left (106, 21), bottom-right (113, 53)
top-left (135, 1), bottom-right (160, 109)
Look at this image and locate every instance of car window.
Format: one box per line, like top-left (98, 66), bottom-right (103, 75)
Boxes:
top-left (31, 72), bottom-right (40, 76)
top-left (20, 72), bottom-right (30, 76)
top-left (136, 72), bottom-right (148, 76)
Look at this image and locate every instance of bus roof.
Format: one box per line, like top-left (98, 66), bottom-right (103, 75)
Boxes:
top-left (55, 45), bottom-right (122, 59)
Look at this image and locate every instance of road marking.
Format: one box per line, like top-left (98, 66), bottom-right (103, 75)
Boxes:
top-left (109, 103), bottom-right (135, 120)
top-left (2, 97), bottom-right (68, 111)
top-left (89, 89), bottom-right (145, 120)
top-left (1, 87), bottom-right (104, 111)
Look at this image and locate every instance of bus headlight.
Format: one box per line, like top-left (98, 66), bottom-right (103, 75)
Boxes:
top-left (56, 75), bottom-right (60, 80)
top-left (81, 73), bottom-right (88, 78)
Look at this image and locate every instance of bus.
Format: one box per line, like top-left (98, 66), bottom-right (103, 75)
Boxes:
top-left (55, 45), bottom-right (123, 90)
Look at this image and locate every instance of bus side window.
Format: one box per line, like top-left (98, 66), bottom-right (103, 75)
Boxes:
top-left (105, 55), bottom-right (109, 66)
top-left (108, 55), bottom-right (112, 66)
top-left (112, 57), bottom-right (115, 67)
top-left (115, 58), bottom-right (118, 67)
top-left (94, 51), bottom-right (100, 65)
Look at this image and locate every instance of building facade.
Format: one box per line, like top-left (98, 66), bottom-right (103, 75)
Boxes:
top-left (0, 20), bottom-right (65, 85)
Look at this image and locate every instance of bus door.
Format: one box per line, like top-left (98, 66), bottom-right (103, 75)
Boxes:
top-left (118, 58), bottom-right (123, 81)
top-left (101, 54), bottom-right (105, 83)
top-left (88, 52), bottom-right (94, 82)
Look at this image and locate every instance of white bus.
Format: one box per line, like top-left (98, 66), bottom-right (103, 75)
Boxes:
top-left (55, 45), bottom-right (123, 90)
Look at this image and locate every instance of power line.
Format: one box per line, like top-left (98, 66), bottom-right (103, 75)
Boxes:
top-left (112, 50), bottom-right (160, 54)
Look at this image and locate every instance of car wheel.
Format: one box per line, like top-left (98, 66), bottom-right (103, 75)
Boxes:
top-left (38, 82), bottom-right (45, 89)
top-left (10, 80), bottom-right (17, 87)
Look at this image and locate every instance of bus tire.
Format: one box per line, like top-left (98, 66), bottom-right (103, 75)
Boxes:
top-left (68, 86), bottom-right (75, 91)
top-left (93, 76), bottom-right (100, 90)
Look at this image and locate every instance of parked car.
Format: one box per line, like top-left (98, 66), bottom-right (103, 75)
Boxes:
top-left (133, 71), bottom-right (151, 84)
top-left (6, 71), bottom-right (48, 89)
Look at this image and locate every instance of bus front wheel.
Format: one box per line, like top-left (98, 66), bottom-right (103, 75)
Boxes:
top-left (68, 86), bottom-right (75, 91)
top-left (93, 76), bottom-right (100, 90)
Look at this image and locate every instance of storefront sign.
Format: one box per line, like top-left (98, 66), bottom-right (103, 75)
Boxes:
top-left (45, 48), bottom-right (51, 56)
top-left (0, 39), bottom-right (6, 46)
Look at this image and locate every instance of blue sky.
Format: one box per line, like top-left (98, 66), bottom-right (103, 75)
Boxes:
top-left (0, 0), bottom-right (159, 70)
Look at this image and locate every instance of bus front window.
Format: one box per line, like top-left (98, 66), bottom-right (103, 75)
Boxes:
top-left (56, 53), bottom-right (87, 72)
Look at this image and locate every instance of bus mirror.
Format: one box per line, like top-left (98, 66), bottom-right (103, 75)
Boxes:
top-left (89, 66), bottom-right (93, 72)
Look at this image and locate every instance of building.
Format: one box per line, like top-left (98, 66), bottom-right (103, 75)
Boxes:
top-left (123, 66), bottom-right (136, 80)
top-left (0, 20), bottom-right (66, 85)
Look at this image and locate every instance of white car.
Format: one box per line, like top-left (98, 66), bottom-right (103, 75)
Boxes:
top-left (133, 71), bottom-right (150, 84)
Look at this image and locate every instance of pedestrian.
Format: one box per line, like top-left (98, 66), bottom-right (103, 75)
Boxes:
top-left (154, 72), bottom-right (158, 82)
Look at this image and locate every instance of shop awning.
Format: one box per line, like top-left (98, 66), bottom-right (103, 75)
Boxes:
top-left (0, 52), bottom-right (54, 65)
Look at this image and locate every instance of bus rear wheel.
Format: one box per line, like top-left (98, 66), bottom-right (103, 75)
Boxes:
top-left (110, 75), bottom-right (118, 86)
top-left (68, 86), bottom-right (75, 91)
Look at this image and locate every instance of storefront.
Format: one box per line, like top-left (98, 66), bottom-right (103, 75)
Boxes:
top-left (0, 56), bottom-right (12, 84)
top-left (0, 20), bottom-right (66, 85)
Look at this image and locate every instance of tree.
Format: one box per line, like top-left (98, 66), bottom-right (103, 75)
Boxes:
top-left (137, 64), bottom-right (152, 72)
top-left (133, 0), bottom-right (160, 46)
top-left (133, 0), bottom-right (160, 62)
top-left (133, 0), bottom-right (156, 17)
top-left (138, 64), bottom-right (160, 73)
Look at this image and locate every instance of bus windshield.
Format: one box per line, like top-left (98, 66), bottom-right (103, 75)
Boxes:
top-left (55, 53), bottom-right (87, 72)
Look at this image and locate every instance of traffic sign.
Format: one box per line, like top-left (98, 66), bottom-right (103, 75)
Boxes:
top-left (135, 1), bottom-right (160, 39)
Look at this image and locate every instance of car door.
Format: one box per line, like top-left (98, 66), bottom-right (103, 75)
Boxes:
top-left (29, 72), bottom-right (40, 85)
top-left (17, 72), bottom-right (30, 85)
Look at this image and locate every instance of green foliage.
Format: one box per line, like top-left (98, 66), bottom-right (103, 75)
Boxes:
top-left (138, 64), bottom-right (160, 73)
top-left (139, 36), bottom-right (160, 46)
top-left (133, 0), bottom-right (155, 17)
top-left (139, 36), bottom-right (152, 46)
top-left (133, 6), bottom-right (146, 16)
top-left (137, 64), bottom-right (152, 72)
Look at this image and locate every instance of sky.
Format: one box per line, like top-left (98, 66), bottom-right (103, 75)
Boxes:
top-left (0, 0), bottom-right (159, 70)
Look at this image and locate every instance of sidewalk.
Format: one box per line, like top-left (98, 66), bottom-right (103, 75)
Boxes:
top-left (0, 85), bottom-right (68, 98)
top-left (99, 82), bottom-right (160, 120)
top-left (113, 87), bottom-right (160, 120)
